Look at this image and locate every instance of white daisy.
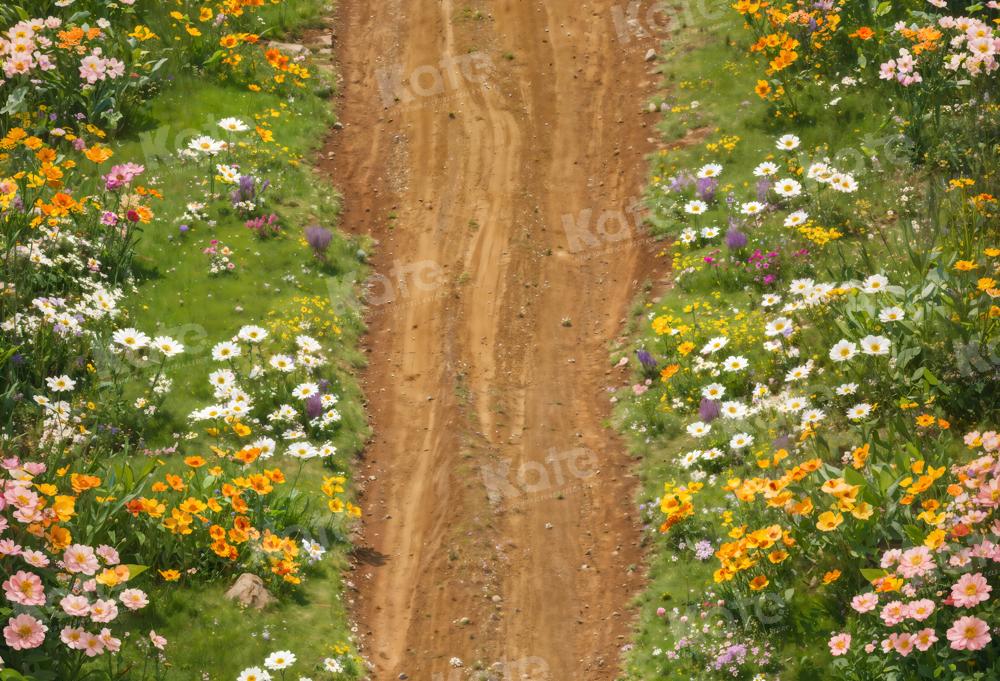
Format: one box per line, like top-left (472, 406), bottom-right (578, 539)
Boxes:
top-left (686, 421), bottom-right (712, 438)
top-left (722, 355), bottom-right (749, 372)
top-left (729, 432), bottom-right (754, 449)
top-left (211, 341), bottom-right (241, 361)
top-left (45, 375), bottom-right (75, 392)
top-left (765, 317), bottom-right (793, 337)
top-left (237, 325), bottom-right (269, 343)
top-left (829, 339), bottom-right (858, 362)
top-left (218, 117), bottom-right (249, 133)
top-left (835, 383), bottom-right (858, 396)
top-left (701, 383), bottom-right (725, 400)
top-left (684, 200), bottom-right (708, 215)
top-left (697, 163), bottom-right (723, 178)
top-left (878, 306), bottom-right (905, 323)
top-left (112, 327), bottom-right (150, 351)
top-left (862, 274), bottom-right (889, 293)
top-left (860, 335), bottom-right (890, 356)
top-left (264, 651), bottom-right (296, 671)
top-left (784, 210), bottom-right (809, 227)
top-left (773, 178), bottom-right (802, 197)
top-left (846, 403), bottom-right (873, 421)
top-left (700, 336), bottom-right (729, 355)
top-left (753, 161), bottom-right (779, 177)
top-left (776, 134), bottom-right (801, 150)
top-left (152, 336), bottom-right (184, 357)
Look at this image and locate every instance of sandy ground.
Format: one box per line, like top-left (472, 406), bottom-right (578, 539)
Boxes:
top-left (322, 1), bottom-right (669, 678)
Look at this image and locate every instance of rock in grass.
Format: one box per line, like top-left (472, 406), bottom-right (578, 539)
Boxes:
top-left (224, 573), bottom-right (276, 610)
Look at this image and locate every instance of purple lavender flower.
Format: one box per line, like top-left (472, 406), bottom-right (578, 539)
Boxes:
top-left (305, 393), bottom-right (324, 419)
top-left (696, 177), bottom-right (718, 203)
top-left (305, 225), bottom-right (333, 258)
top-left (699, 398), bottom-right (721, 422)
top-left (636, 348), bottom-right (657, 369)
top-left (756, 178), bottom-right (772, 202)
top-left (725, 229), bottom-right (747, 250)
top-left (668, 171), bottom-right (694, 192)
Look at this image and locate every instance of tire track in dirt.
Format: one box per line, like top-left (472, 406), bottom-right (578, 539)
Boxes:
top-left (324, 1), bottom-right (668, 678)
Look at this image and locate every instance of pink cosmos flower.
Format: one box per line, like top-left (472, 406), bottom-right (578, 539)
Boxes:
top-left (947, 616), bottom-right (991, 651)
top-left (60, 594), bottom-right (91, 617)
top-left (914, 628), bottom-right (938, 652)
top-left (81, 632), bottom-right (104, 657)
top-left (851, 592), bottom-right (879, 613)
top-left (828, 632), bottom-right (851, 656)
top-left (99, 628), bottom-right (121, 653)
top-left (88, 599), bottom-right (118, 623)
top-left (881, 600), bottom-right (907, 626)
top-left (880, 548), bottom-right (902, 569)
top-left (96, 545), bottom-right (120, 565)
top-left (4, 613), bottom-right (47, 650)
top-left (120, 588), bottom-right (149, 610)
top-left (898, 546), bottom-right (935, 578)
top-left (0, 538), bottom-right (22, 556)
top-left (2, 570), bottom-right (45, 606)
top-left (21, 549), bottom-right (49, 568)
top-left (907, 598), bottom-right (935, 621)
top-left (951, 572), bottom-right (992, 608)
top-left (63, 544), bottom-right (99, 575)
top-left (889, 632), bottom-right (914, 657)
top-left (61, 626), bottom-right (85, 649)
top-left (149, 630), bottom-right (167, 650)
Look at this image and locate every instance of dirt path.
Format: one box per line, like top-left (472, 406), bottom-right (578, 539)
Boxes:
top-left (324, 1), bottom-right (667, 678)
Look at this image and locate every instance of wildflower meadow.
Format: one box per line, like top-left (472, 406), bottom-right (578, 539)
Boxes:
top-left (618, 1), bottom-right (999, 680)
top-left (1, 0), bottom-right (998, 680)
top-left (1, 1), bottom-right (368, 679)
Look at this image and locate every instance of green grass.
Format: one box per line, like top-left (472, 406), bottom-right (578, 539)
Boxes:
top-left (100, 4), bottom-right (371, 677)
top-left (614, 9), bottom-right (915, 681)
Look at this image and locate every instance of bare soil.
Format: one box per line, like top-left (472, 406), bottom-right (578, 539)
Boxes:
top-left (322, 1), bottom-right (670, 678)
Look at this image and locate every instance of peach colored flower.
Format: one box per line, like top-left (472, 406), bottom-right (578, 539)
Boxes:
top-left (63, 544), bottom-right (99, 575)
top-left (907, 598), bottom-right (935, 621)
top-left (947, 616), bottom-right (991, 651)
top-left (881, 600), bottom-right (907, 626)
top-left (914, 627), bottom-right (938, 652)
top-left (4, 613), bottom-right (47, 650)
top-left (60, 594), bottom-right (91, 616)
top-left (2, 570), bottom-right (45, 606)
top-left (889, 632), bottom-right (914, 657)
top-left (951, 572), bottom-right (992, 608)
top-left (851, 592), bottom-right (878, 613)
top-left (829, 632), bottom-right (851, 656)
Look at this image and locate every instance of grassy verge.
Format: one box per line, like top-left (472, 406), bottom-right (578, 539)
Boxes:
top-left (111, 4), bottom-right (370, 678)
top-left (615, 4), bottom-right (999, 681)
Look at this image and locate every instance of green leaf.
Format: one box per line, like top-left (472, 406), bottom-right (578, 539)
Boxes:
top-left (124, 564), bottom-right (149, 579)
top-left (1, 86), bottom-right (28, 116)
top-left (861, 567), bottom-right (888, 583)
top-left (875, 1), bottom-right (893, 17)
top-left (1, 669), bottom-right (32, 681)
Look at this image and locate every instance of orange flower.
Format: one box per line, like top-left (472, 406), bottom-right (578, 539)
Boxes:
top-left (158, 569), bottom-right (181, 582)
top-left (822, 569), bottom-right (842, 584)
top-left (660, 364), bottom-right (680, 381)
top-left (70, 474), bottom-right (101, 493)
top-left (850, 27), bottom-right (874, 40)
top-left (184, 455), bottom-right (207, 468)
top-left (749, 575), bottom-right (769, 591)
top-left (755, 80), bottom-right (772, 98)
top-left (84, 145), bottom-right (113, 164)
top-left (816, 511), bottom-right (843, 532)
